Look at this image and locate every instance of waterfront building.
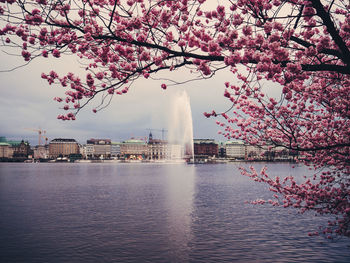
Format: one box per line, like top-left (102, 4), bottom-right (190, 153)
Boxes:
top-left (12, 140), bottom-right (33, 158)
top-left (246, 144), bottom-right (265, 160)
top-left (218, 142), bottom-right (226, 158)
top-left (225, 141), bottom-right (293, 161)
top-left (148, 132), bottom-right (167, 160)
top-left (0, 142), bottom-right (11, 158)
top-left (49, 138), bottom-right (79, 158)
top-left (86, 138), bottom-right (111, 159)
top-left (225, 141), bottom-right (246, 159)
top-left (194, 139), bottom-right (218, 157)
top-left (120, 139), bottom-right (148, 160)
top-left (0, 136), bottom-right (33, 159)
top-left (167, 144), bottom-right (183, 160)
top-left (5, 140), bottom-right (22, 150)
top-left (111, 142), bottom-right (121, 158)
top-left (33, 145), bottom-right (49, 159)
top-left (0, 137), bottom-right (19, 158)
top-left (263, 145), bottom-right (292, 161)
top-left (82, 144), bottom-right (94, 159)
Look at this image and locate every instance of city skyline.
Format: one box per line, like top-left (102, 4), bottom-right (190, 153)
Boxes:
top-left (0, 52), bottom-right (233, 146)
top-left (0, 132), bottom-right (235, 147)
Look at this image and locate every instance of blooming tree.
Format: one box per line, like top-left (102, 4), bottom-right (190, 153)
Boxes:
top-left (0, 0), bottom-right (349, 237)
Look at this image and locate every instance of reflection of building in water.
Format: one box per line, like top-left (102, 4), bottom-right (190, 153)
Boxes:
top-left (120, 139), bottom-right (148, 160)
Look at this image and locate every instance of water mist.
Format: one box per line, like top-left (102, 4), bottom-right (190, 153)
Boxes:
top-left (167, 90), bottom-right (194, 161)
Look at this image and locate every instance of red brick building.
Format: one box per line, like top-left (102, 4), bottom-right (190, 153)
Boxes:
top-left (194, 139), bottom-right (218, 157)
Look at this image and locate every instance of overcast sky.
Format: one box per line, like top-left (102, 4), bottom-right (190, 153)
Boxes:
top-left (0, 50), bottom-right (233, 146)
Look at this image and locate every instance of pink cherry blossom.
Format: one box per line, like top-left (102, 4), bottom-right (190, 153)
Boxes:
top-left (52, 49), bottom-right (60, 58)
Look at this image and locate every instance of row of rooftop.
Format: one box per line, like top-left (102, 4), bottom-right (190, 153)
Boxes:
top-left (0, 135), bottom-right (296, 163)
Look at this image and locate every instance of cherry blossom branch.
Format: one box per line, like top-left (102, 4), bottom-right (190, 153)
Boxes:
top-left (310, 0), bottom-right (350, 66)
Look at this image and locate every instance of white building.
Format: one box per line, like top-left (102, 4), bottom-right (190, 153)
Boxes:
top-left (82, 144), bottom-right (94, 159)
top-left (225, 141), bottom-right (246, 159)
top-left (111, 142), bottom-right (121, 158)
top-left (86, 138), bottom-right (111, 159)
top-left (33, 145), bottom-right (49, 159)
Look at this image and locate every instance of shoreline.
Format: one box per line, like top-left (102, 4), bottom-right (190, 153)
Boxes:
top-left (0, 158), bottom-right (296, 164)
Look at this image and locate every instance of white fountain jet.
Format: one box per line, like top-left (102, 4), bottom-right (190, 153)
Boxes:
top-left (167, 89), bottom-right (194, 162)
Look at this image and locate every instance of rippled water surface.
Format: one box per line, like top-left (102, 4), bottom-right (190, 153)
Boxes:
top-left (0, 162), bottom-right (349, 262)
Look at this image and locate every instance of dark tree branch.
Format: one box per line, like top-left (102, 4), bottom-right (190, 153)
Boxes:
top-left (290, 36), bottom-right (343, 59)
top-left (311, 0), bottom-right (350, 66)
top-left (301, 63), bottom-right (350, 74)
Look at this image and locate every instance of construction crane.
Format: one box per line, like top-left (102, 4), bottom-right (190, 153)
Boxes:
top-left (147, 128), bottom-right (168, 140)
top-left (25, 128), bottom-right (47, 146)
top-left (42, 135), bottom-right (49, 145)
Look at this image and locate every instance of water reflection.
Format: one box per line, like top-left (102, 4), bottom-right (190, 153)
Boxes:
top-left (164, 164), bottom-right (196, 261)
top-left (189, 163), bottom-right (350, 262)
top-left (1, 163), bottom-right (350, 263)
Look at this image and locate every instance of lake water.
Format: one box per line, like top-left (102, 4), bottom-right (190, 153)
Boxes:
top-left (0, 162), bottom-right (349, 262)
